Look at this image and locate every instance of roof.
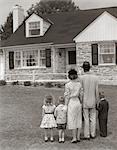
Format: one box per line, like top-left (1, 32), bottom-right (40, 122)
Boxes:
top-left (2, 7), bottom-right (117, 47)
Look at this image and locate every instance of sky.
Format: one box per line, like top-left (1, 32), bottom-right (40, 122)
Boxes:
top-left (0, 0), bottom-right (117, 25)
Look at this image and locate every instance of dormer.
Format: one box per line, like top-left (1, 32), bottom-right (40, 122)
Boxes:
top-left (25, 13), bottom-right (51, 38)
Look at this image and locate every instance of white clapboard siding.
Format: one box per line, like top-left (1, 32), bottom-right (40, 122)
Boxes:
top-left (74, 11), bottom-right (117, 43)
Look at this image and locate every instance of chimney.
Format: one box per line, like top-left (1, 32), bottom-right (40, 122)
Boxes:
top-left (13, 5), bottom-right (24, 33)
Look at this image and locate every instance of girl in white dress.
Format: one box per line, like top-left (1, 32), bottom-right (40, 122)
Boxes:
top-left (40, 95), bottom-right (57, 142)
top-left (64, 69), bottom-right (82, 143)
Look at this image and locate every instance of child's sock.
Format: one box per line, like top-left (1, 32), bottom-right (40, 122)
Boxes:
top-left (61, 131), bottom-right (65, 142)
top-left (50, 137), bottom-right (54, 142)
top-left (44, 136), bottom-right (48, 142)
top-left (59, 138), bottom-right (62, 143)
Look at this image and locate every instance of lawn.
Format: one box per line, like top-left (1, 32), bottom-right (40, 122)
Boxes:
top-left (0, 85), bottom-right (117, 150)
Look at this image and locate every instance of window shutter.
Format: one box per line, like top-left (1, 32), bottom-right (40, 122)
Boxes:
top-left (116, 43), bottom-right (117, 64)
top-left (46, 49), bottom-right (51, 67)
top-left (9, 51), bottom-right (14, 69)
top-left (91, 44), bottom-right (98, 65)
top-left (68, 51), bottom-right (76, 64)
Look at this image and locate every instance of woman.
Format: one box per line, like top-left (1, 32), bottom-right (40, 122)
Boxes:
top-left (64, 69), bottom-right (82, 143)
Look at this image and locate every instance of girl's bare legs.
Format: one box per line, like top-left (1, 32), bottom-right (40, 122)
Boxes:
top-left (71, 129), bottom-right (77, 142)
top-left (44, 129), bottom-right (48, 142)
top-left (61, 130), bottom-right (65, 142)
top-left (50, 128), bottom-right (54, 142)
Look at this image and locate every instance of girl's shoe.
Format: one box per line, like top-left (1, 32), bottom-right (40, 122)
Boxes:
top-left (44, 137), bottom-right (48, 142)
top-left (50, 137), bottom-right (54, 142)
top-left (61, 138), bottom-right (65, 143)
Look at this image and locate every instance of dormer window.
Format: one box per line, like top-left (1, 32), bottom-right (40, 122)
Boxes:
top-left (29, 21), bottom-right (40, 36)
top-left (25, 13), bottom-right (51, 38)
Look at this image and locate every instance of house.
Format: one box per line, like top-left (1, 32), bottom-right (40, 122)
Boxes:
top-left (1, 5), bottom-right (117, 84)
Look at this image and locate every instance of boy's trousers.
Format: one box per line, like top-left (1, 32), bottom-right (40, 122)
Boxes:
top-left (83, 108), bottom-right (96, 138)
top-left (98, 117), bottom-right (107, 137)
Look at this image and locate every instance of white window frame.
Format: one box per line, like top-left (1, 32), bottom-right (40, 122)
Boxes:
top-left (14, 49), bottom-right (46, 69)
top-left (14, 51), bottom-right (21, 69)
top-left (98, 42), bottom-right (116, 66)
top-left (28, 21), bottom-right (40, 37)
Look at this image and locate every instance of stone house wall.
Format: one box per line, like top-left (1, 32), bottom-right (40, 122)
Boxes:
top-left (4, 46), bottom-right (67, 81)
top-left (76, 42), bottom-right (117, 84)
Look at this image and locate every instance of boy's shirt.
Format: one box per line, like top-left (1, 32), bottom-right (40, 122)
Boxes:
top-left (97, 98), bottom-right (109, 119)
top-left (54, 104), bottom-right (67, 124)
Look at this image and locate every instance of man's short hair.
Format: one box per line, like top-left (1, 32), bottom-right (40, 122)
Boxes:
top-left (82, 61), bottom-right (91, 71)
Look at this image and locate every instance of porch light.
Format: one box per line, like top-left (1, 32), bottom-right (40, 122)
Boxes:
top-left (58, 48), bottom-right (65, 57)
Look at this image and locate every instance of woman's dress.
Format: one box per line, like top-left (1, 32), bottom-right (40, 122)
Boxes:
top-left (64, 80), bottom-right (82, 129)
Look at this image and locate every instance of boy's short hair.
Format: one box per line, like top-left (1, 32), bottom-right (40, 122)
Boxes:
top-left (99, 91), bottom-right (105, 99)
top-left (59, 96), bottom-right (65, 104)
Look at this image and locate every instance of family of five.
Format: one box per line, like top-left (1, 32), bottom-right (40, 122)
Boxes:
top-left (40, 61), bottom-right (109, 143)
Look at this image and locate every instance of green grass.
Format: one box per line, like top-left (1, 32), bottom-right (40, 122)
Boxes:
top-left (0, 85), bottom-right (117, 150)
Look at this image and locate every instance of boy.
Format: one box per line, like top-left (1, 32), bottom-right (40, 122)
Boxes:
top-left (97, 92), bottom-right (109, 137)
top-left (54, 96), bottom-right (67, 143)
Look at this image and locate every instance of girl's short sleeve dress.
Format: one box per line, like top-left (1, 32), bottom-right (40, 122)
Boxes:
top-left (40, 105), bottom-right (57, 128)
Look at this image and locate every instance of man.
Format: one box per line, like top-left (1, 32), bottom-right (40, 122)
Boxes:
top-left (80, 61), bottom-right (99, 140)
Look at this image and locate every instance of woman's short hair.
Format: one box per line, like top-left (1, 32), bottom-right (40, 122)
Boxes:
top-left (68, 69), bottom-right (78, 80)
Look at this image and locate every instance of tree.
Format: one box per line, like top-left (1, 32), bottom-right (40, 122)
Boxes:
top-left (27, 0), bottom-right (79, 15)
top-left (0, 12), bottom-right (13, 40)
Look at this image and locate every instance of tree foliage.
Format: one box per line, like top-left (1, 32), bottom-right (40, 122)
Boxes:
top-left (0, 12), bottom-right (13, 40)
top-left (27, 0), bottom-right (79, 15)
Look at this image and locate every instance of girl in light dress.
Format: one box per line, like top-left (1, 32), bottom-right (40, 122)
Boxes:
top-left (40, 95), bottom-right (57, 142)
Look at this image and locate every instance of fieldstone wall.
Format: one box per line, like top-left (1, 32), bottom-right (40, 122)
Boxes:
top-left (76, 42), bottom-right (117, 85)
top-left (4, 46), bottom-right (67, 81)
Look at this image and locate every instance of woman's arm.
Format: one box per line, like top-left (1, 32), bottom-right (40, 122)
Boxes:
top-left (64, 84), bottom-right (70, 106)
top-left (79, 87), bottom-right (83, 104)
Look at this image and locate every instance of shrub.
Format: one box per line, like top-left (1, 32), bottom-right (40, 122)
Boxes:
top-left (11, 81), bottom-right (19, 85)
top-left (44, 82), bottom-right (53, 88)
top-left (24, 81), bottom-right (31, 86)
top-left (0, 80), bottom-right (6, 86)
top-left (33, 82), bottom-right (39, 87)
top-left (56, 83), bottom-right (62, 88)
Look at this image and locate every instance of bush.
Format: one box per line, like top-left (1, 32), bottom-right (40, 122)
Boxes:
top-left (24, 81), bottom-right (31, 86)
top-left (0, 80), bottom-right (6, 86)
top-left (11, 81), bottom-right (19, 85)
top-left (56, 83), bottom-right (62, 88)
top-left (44, 82), bottom-right (53, 88)
top-left (33, 82), bottom-right (39, 87)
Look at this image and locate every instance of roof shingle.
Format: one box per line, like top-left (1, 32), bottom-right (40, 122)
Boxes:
top-left (2, 7), bottom-right (117, 47)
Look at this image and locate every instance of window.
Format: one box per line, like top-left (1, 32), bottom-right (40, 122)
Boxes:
top-left (40, 50), bottom-right (46, 67)
top-left (23, 50), bottom-right (38, 67)
top-left (14, 49), bottom-right (46, 68)
top-left (99, 43), bottom-right (115, 65)
top-left (14, 52), bottom-right (21, 68)
top-left (68, 51), bottom-right (76, 64)
top-left (29, 22), bottom-right (40, 36)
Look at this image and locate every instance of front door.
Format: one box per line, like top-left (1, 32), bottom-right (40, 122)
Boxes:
top-left (0, 52), bottom-right (4, 80)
